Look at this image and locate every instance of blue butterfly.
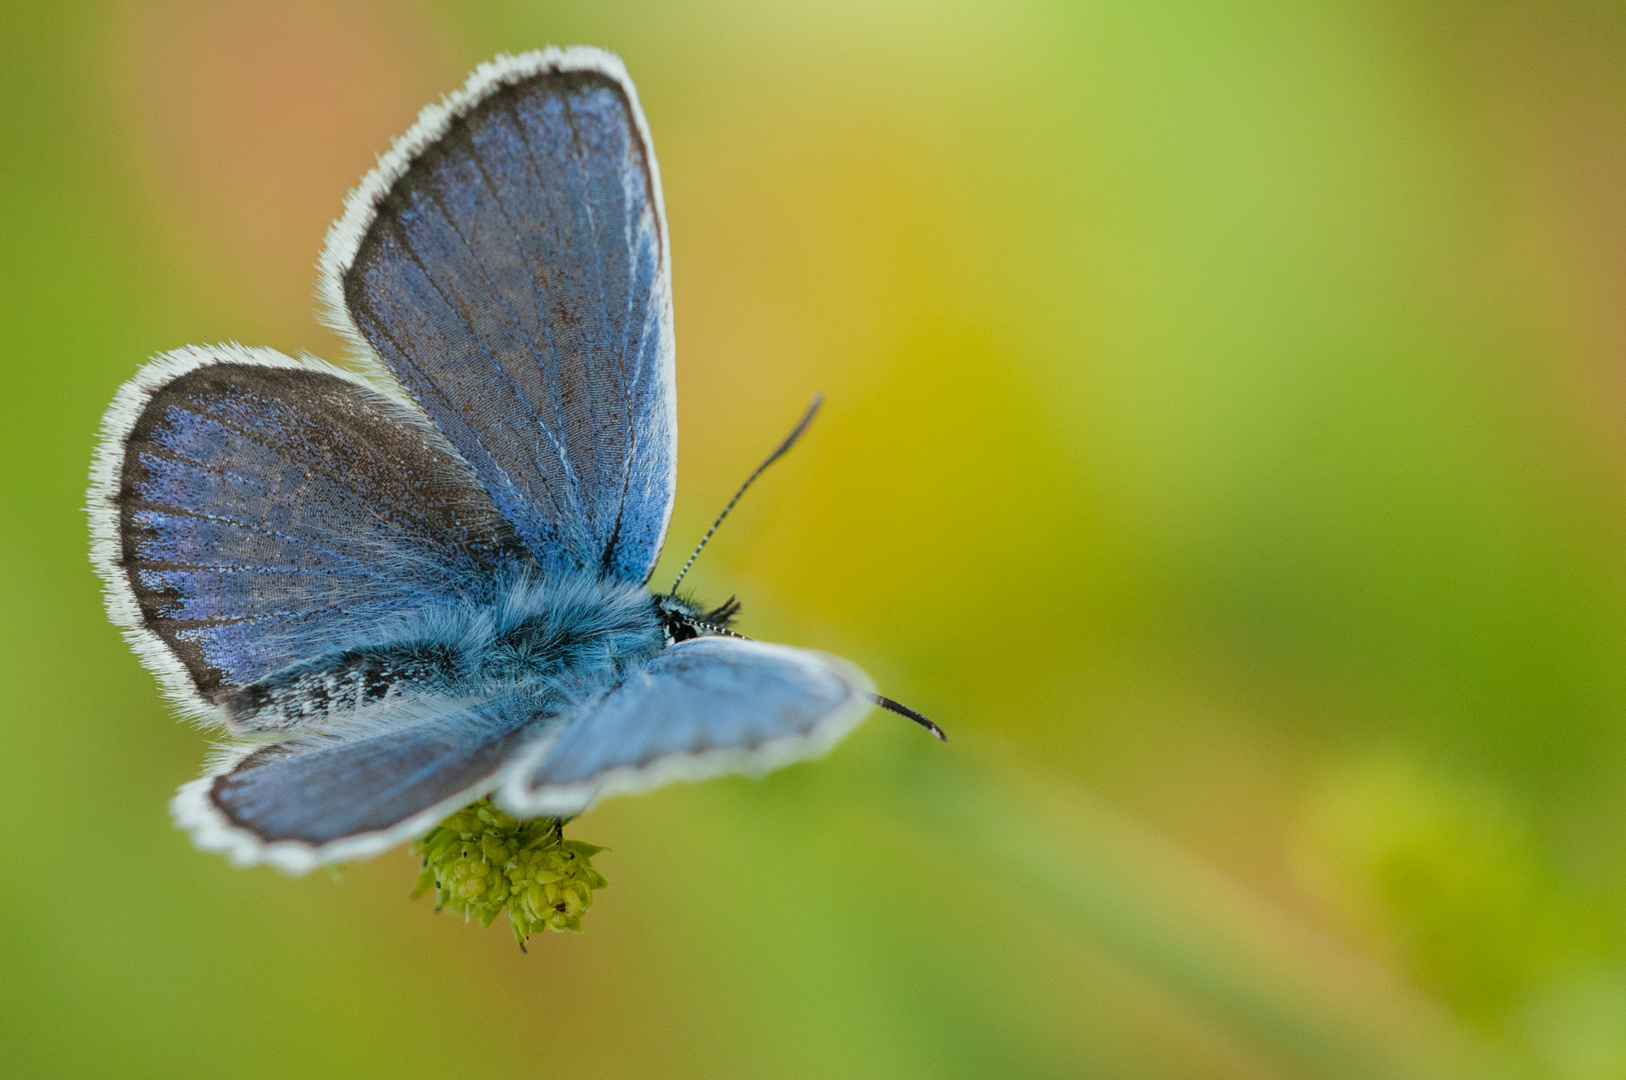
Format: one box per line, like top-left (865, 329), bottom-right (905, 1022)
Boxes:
top-left (87, 47), bottom-right (941, 874)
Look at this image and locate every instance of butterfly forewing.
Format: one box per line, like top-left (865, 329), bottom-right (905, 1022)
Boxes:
top-left (94, 348), bottom-right (531, 719)
top-left (326, 53), bottom-right (676, 584)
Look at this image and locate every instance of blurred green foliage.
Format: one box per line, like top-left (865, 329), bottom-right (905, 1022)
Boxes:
top-left (8, 1), bottom-right (1626, 1077)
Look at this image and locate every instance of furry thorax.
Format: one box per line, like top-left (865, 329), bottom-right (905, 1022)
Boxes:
top-left (217, 571), bottom-right (730, 737)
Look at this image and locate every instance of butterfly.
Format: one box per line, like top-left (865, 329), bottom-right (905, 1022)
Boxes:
top-left (87, 47), bottom-right (941, 875)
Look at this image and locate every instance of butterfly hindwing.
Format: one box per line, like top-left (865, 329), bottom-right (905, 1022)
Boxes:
top-left (88, 345), bottom-right (531, 723)
top-left (500, 636), bottom-right (876, 817)
top-left (174, 694), bottom-right (555, 872)
top-left (321, 48), bottom-right (676, 585)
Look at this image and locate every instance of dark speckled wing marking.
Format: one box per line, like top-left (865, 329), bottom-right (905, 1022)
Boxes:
top-left (340, 68), bottom-right (675, 583)
top-left (118, 360), bottom-right (529, 699)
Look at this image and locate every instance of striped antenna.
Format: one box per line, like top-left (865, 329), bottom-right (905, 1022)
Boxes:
top-left (669, 394), bottom-right (824, 595)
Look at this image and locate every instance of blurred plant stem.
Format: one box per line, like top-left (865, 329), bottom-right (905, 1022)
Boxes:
top-left (872, 736), bottom-right (1526, 1080)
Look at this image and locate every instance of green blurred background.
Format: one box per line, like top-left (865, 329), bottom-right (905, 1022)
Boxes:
top-left (8, 1), bottom-right (1626, 1076)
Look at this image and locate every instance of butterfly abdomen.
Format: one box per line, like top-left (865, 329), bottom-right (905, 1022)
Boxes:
top-left (220, 573), bottom-right (666, 736)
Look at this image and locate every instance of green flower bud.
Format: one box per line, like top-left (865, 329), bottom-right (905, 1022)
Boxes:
top-left (411, 798), bottom-right (608, 948)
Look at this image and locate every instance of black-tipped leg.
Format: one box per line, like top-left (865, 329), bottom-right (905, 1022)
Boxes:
top-left (870, 694), bottom-right (947, 741)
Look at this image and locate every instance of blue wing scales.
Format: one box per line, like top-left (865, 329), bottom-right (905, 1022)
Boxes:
top-left (321, 49), bottom-right (676, 584)
top-left (88, 346), bottom-right (531, 722)
top-left (500, 636), bottom-right (876, 817)
top-left (173, 695), bottom-right (555, 872)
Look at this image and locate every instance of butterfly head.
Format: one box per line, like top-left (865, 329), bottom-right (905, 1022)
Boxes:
top-left (654, 592), bottom-right (742, 644)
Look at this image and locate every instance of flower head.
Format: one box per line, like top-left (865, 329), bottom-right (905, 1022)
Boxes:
top-left (412, 799), bottom-right (608, 947)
